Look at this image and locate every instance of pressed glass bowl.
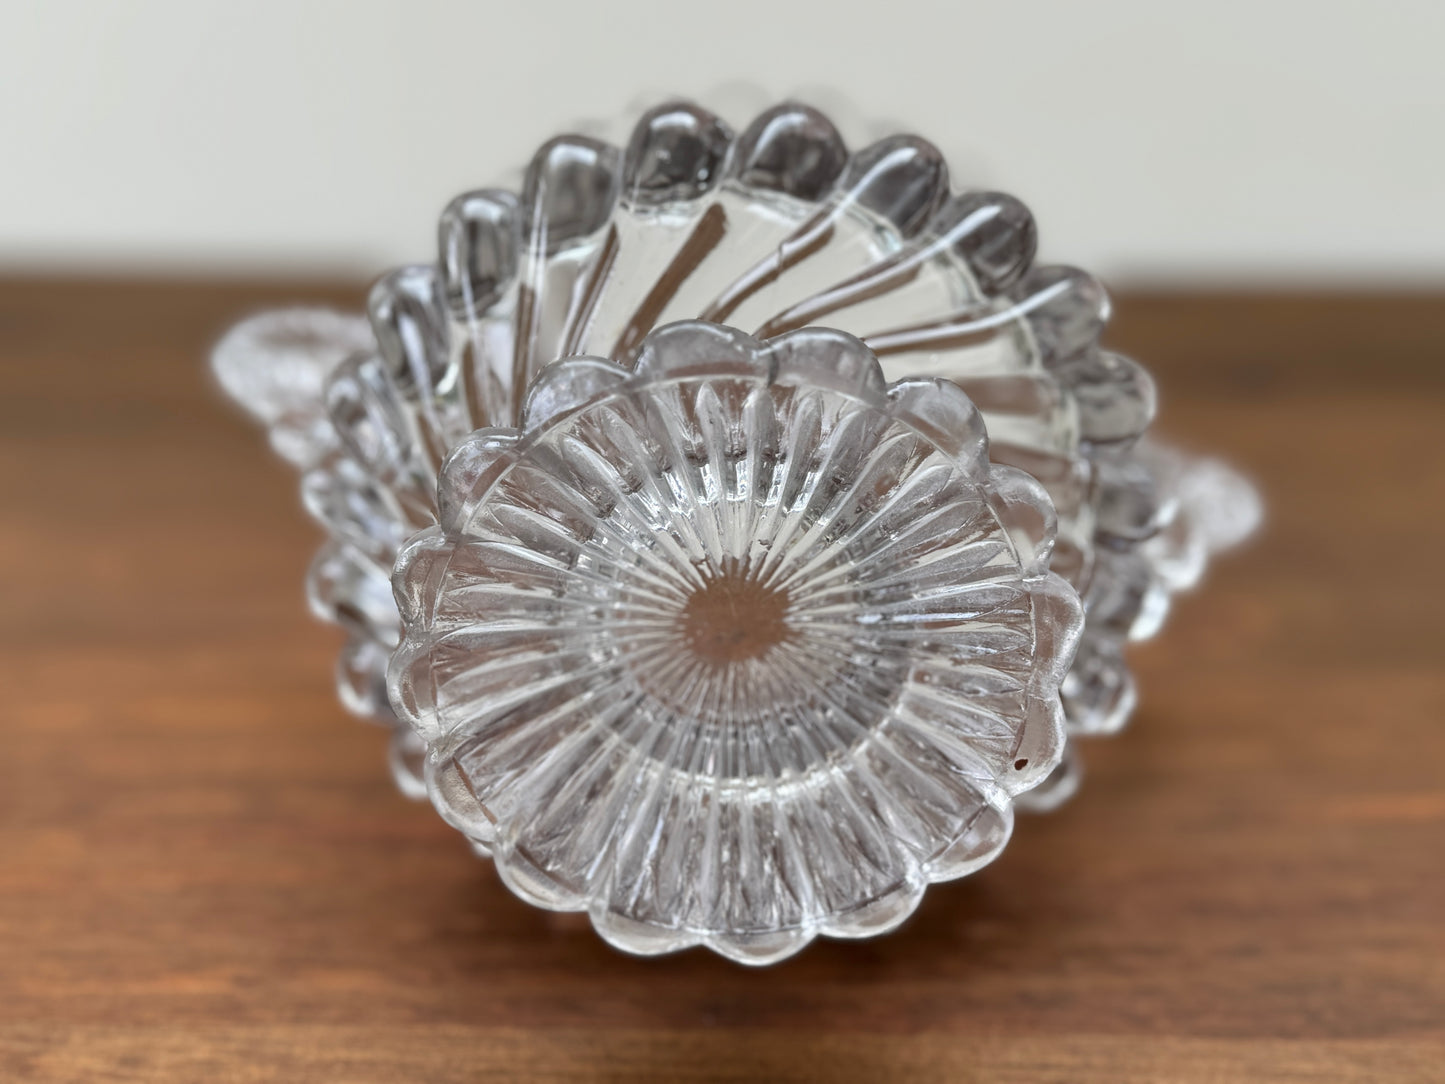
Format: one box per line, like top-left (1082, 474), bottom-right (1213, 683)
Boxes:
top-left (388, 322), bottom-right (1081, 961)
top-left (212, 96), bottom-right (1258, 960)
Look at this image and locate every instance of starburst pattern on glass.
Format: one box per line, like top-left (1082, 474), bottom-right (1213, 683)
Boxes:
top-left (388, 322), bottom-right (1083, 963)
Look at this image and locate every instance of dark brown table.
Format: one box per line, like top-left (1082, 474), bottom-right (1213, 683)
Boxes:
top-left (2, 279), bottom-right (1441, 1081)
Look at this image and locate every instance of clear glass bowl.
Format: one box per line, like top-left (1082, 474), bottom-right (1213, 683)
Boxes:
top-left (212, 97), bottom-right (1259, 960)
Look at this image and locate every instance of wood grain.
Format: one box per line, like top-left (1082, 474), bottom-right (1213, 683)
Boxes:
top-left (1, 278), bottom-right (1442, 1083)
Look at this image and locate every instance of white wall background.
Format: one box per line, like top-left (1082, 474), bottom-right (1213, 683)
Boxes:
top-left (2, 0), bottom-right (1441, 284)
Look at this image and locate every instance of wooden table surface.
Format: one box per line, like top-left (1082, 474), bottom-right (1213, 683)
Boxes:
top-left (1, 279), bottom-right (1441, 1082)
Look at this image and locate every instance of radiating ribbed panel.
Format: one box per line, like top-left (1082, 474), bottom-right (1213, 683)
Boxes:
top-left (389, 323), bottom-right (1080, 961)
